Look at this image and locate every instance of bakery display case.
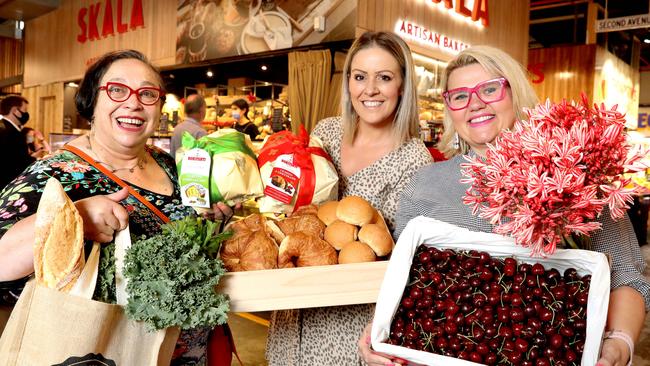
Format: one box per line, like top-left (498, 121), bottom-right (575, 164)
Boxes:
top-left (414, 54), bottom-right (446, 148)
top-left (49, 132), bottom-right (84, 151)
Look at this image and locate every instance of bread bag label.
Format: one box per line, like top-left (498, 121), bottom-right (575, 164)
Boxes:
top-left (179, 148), bottom-right (211, 208)
top-left (264, 154), bottom-right (300, 204)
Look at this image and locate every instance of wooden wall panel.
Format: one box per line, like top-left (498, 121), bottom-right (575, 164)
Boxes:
top-left (0, 37), bottom-right (22, 79)
top-left (356, 0), bottom-right (529, 64)
top-left (22, 83), bottom-right (64, 141)
top-left (528, 45), bottom-right (596, 103)
top-left (24, 0), bottom-right (176, 87)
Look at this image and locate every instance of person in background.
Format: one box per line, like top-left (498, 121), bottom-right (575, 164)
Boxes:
top-left (0, 49), bottom-right (235, 365)
top-left (265, 31), bottom-right (432, 365)
top-left (0, 95), bottom-right (34, 190)
top-left (231, 98), bottom-right (259, 141)
top-left (358, 45), bottom-right (649, 366)
top-left (21, 127), bottom-right (51, 159)
top-left (170, 93), bottom-right (207, 158)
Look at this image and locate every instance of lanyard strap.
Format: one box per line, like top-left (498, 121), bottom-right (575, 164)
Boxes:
top-left (62, 144), bottom-right (170, 224)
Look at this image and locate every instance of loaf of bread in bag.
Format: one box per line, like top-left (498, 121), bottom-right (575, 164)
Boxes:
top-left (34, 178), bottom-right (85, 291)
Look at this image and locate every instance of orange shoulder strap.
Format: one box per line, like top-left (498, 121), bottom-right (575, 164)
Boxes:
top-left (62, 144), bottom-right (170, 224)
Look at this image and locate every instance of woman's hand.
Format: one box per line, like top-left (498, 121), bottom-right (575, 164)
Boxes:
top-left (75, 188), bottom-right (130, 243)
top-left (597, 337), bottom-right (632, 366)
top-left (358, 323), bottom-right (407, 366)
top-left (201, 201), bottom-right (241, 223)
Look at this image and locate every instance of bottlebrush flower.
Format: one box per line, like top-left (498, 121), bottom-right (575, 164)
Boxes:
top-left (461, 94), bottom-right (648, 256)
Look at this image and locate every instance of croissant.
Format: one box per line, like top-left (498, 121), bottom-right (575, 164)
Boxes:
top-left (222, 213), bottom-right (279, 272)
top-left (290, 204), bottom-right (319, 217)
top-left (229, 213), bottom-right (267, 233)
top-left (278, 232), bottom-right (338, 268)
top-left (221, 231), bottom-right (279, 272)
top-left (277, 214), bottom-right (326, 239)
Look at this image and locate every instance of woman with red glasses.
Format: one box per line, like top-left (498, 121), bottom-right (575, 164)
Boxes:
top-left (0, 49), bottom-right (234, 365)
top-left (358, 45), bottom-right (648, 366)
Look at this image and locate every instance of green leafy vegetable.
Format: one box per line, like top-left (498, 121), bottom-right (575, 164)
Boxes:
top-left (123, 216), bottom-right (232, 331)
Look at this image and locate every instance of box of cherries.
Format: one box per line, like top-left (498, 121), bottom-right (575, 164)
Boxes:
top-left (371, 217), bottom-right (610, 366)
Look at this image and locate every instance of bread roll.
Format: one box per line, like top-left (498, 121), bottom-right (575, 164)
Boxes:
top-left (371, 209), bottom-right (389, 231)
top-left (324, 220), bottom-right (358, 250)
top-left (338, 241), bottom-right (376, 264)
top-left (336, 196), bottom-right (374, 226)
top-left (34, 178), bottom-right (85, 291)
top-left (278, 232), bottom-right (337, 268)
top-left (317, 201), bottom-right (339, 226)
top-left (358, 224), bottom-right (394, 256)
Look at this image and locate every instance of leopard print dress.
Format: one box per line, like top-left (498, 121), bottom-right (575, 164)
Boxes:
top-left (265, 117), bottom-right (433, 365)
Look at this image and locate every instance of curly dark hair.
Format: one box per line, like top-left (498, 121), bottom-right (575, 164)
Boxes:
top-left (75, 49), bottom-right (164, 121)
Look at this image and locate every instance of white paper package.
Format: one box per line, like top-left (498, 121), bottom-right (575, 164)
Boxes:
top-left (371, 216), bottom-right (610, 366)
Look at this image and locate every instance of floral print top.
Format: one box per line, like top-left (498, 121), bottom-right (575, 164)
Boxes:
top-left (0, 145), bottom-right (211, 366)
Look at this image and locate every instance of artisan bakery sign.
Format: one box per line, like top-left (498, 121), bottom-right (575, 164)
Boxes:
top-left (76, 0), bottom-right (145, 43)
top-left (395, 20), bottom-right (470, 54)
top-left (429, 0), bottom-right (489, 26)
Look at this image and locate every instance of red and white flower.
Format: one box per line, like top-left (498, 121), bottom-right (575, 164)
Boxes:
top-left (461, 94), bottom-right (648, 256)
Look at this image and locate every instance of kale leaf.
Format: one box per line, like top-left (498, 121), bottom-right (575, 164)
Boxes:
top-left (124, 216), bottom-right (232, 331)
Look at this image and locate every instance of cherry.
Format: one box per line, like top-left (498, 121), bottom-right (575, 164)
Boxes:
top-left (401, 297), bottom-right (415, 309)
top-left (531, 263), bottom-right (545, 275)
top-left (514, 338), bottom-right (529, 353)
top-left (389, 246), bottom-right (589, 365)
top-left (549, 333), bottom-right (564, 349)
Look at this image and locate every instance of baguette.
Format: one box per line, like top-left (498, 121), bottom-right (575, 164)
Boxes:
top-left (34, 178), bottom-right (85, 291)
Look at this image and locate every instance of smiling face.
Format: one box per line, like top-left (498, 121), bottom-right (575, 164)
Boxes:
top-left (93, 58), bottom-right (162, 151)
top-left (447, 63), bottom-right (515, 156)
top-left (348, 46), bottom-right (403, 129)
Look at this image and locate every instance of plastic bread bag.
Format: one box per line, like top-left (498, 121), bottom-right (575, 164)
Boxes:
top-left (371, 216), bottom-right (610, 366)
top-left (257, 126), bottom-right (338, 214)
top-left (177, 130), bottom-right (264, 210)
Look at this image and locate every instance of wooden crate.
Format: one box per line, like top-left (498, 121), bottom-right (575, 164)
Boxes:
top-left (217, 261), bottom-right (388, 312)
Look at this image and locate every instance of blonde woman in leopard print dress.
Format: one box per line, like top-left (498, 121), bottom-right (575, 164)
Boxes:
top-left (265, 31), bottom-right (432, 365)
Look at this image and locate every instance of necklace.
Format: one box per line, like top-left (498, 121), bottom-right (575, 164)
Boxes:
top-left (86, 135), bottom-right (147, 174)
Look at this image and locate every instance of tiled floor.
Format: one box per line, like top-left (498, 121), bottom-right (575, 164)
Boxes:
top-left (229, 312), bottom-right (270, 366)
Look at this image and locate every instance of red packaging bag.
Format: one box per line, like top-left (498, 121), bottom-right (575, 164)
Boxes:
top-left (257, 126), bottom-right (338, 214)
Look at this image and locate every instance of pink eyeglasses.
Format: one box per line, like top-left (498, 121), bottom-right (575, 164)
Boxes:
top-left (443, 77), bottom-right (509, 111)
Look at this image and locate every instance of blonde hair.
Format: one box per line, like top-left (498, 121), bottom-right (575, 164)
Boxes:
top-left (341, 31), bottom-right (419, 147)
top-left (438, 45), bottom-right (539, 157)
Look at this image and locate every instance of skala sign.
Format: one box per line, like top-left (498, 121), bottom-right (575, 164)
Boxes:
top-left (430, 0), bottom-right (489, 27)
top-left (395, 20), bottom-right (470, 54)
top-left (77, 0), bottom-right (144, 44)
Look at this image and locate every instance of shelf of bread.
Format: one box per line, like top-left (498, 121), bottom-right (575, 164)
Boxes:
top-left (217, 260), bottom-right (388, 312)
top-left (217, 197), bottom-right (394, 312)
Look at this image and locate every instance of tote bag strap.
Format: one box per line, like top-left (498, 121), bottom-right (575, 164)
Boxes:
top-left (114, 227), bottom-right (131, 306)
top-left (69, 242), bottom-right (101, 299)
top-left (62, 144), bottom-right (170, 224)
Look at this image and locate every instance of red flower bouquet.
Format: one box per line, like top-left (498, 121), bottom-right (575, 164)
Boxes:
top-left (461, 94), bottom-right (648, 256)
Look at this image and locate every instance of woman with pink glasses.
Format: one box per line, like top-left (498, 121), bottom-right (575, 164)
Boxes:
top-left (358, 45), bottom-right (648, 366)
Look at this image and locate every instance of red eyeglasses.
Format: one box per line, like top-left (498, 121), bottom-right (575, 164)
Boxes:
top-left (99, 82), bottom-right (165, 105)
top-left (443, 77), bottom-right (509, 111)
